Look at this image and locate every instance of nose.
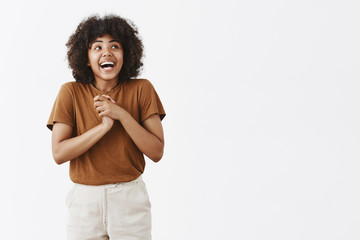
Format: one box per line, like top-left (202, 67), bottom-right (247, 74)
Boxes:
top-left (103, 47), bottom-right (112, 57)
top-left (103, 52), bottom-right (112, 57)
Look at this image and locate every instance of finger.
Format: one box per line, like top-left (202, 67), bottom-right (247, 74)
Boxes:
top-left (95, 95), bottom-right (108, 102)
top-left (99, 110), bottom-right (108, 117)
top-left (102, 95), bottom-right (116, 103)
top-left (94, 101), bottom-right (107, 110)
top-left (94, 101), bottom-right (103, 107)
top-left (103, 95), bottom-right (115, 103)
top-left (96, 106), bottom-right (104, 113)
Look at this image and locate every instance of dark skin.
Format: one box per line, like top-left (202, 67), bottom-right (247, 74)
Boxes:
top-left (51, 35), bottom-right (164, 164)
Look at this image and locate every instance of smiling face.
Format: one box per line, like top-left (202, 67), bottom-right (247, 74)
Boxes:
top-left (88, 34), bottom-right (124, 86)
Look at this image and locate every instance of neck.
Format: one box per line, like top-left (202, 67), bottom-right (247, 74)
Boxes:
top-left (93, 79), bottom-right (118, 92)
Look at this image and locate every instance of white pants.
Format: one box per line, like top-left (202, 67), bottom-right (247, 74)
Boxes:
top-left (66, 175), bottom-right (152, 240)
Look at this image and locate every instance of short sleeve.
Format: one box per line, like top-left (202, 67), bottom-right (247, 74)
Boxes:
top-left (47, 83), bottom-right (75, 130)
top-left (139, 80), bottom-right (166, 122)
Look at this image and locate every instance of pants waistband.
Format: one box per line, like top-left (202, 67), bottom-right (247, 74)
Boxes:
top-left (73, 175), bottom-right (143, 189)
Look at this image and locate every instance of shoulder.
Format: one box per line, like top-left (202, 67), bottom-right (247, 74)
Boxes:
top-left (123, 78), bottom-right (152, 88)
top-left (60, 81), bottom-right (89, 94)
top-left (55, 82), bottom-right (91, 101)
top-left (61, 81), bottom-right (86, 89)
top-left (121, 79), bottom-right (155, 94)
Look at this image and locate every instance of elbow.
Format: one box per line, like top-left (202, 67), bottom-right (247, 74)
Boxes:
top-left (148, 144), bottom-right (164, 163)
top-left (151, 153), bottom-right (163, 163)
top-left (54, 158), bottom-right (65, 165)
top-left (150, 154), bottom-right (163, 163)
top-left (52, 142), bottom-right (65, 165)
top-left (53, 154), bottom-right (65, 165)
top-left (52, 149), bottom-right (67, 165)
top-left (52, 141), bottom-right (72, 165)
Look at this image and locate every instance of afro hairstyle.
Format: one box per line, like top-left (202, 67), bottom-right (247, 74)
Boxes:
top-left (66, 14), bottom-right (144, 84)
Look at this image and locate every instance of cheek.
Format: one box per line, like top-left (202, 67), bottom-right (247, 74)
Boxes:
top-left (87, 52), bottom-right (98, 66)
top-left (88, 56), bottom-right (97, 67)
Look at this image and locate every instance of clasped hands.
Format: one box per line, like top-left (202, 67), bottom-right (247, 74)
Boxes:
top-left (94, 95), bottom-right (123, 129)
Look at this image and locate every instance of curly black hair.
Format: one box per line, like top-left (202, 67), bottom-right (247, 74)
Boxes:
top-left (66, 14), bottom-right (144, 84)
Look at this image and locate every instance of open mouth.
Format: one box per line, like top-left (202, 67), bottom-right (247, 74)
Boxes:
top-left (100, 62), bottom-right (115, 69)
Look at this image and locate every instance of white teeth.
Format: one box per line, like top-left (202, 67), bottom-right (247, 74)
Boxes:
top-left (100, 62), bottom-right (114, 67)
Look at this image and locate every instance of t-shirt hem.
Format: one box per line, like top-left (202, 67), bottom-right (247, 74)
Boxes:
top-left (70, 172), bottom-right (143, 185)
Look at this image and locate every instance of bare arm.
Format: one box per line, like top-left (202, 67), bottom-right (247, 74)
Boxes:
top-left (94, 95), bottom-right (165, 162)
top-left (51, 117), bottom-right (113, 165)
top-left (118, 112), bottom-right (164, 162)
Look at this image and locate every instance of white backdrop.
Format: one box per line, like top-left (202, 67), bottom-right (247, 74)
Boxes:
top-left (0, 0), bottom-right (359, 239)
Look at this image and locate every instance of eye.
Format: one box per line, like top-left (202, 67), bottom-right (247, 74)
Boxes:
top-left (94, 46), bottom-right (101, 50)
top-left (112, 45), bottom-right (119, 49)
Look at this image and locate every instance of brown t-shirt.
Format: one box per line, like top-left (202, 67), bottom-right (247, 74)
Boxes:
top-left (47, 79), bottom-right (165, 185)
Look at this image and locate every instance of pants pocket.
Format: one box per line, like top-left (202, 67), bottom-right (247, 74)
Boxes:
top-left (65, 185), bottom-right (77, 208)
top-left (139, 180), bottom-right (152, 208)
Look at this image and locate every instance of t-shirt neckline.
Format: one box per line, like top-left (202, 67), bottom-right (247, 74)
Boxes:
top-left (90, 82), bottom-right (122, 94)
